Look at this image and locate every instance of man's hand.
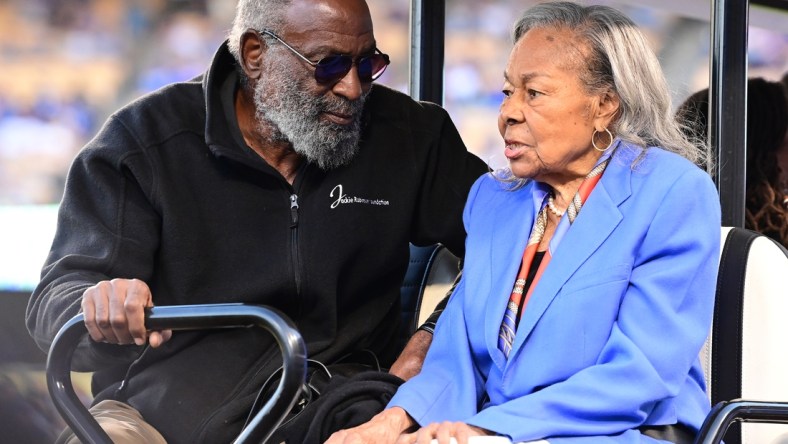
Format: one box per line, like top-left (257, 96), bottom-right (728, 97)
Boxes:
top-left (81, 278), bottom-right (172, 347)
top-left (388, 329), bottom-right (433, 380)
top-left (324, 407), bottom-right (415, 444)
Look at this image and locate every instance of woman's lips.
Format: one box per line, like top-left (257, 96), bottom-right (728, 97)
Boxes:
top-left (504, 141), bottom-right (527, 159)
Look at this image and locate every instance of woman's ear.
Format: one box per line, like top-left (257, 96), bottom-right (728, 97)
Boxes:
top-left (240, 30), bottom-right (265, 81)
top-left (595, 90), bottom-right (621, 130)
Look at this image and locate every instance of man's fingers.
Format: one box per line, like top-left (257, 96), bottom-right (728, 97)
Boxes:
top-left (148, 330), bottom-right (173, 348)
top-left (91, 281), bottom-right (120, 344)
top-left (82, 278), bottom-right (158, 346)
top-left (124, 279), bottom-right (152, 346)
top-left (108, 288), bottom-right (134, 344)
top-left (124, 279), bottom-right (173, 347)
top-left (81, 288), bottom-right (102, 343)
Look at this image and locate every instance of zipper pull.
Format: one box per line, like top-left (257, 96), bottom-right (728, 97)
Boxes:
top-left (290, 194), bottom-right (299, 226)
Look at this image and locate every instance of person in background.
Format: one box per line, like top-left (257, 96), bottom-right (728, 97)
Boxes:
top-left (778, 72), bottom-right (788, 197)
top-left (25, 0), bottom-right (488, 442)
top-left (676, 77), bottom-right (788, 248)
top-left (327, 2), bottom-right (720, 443)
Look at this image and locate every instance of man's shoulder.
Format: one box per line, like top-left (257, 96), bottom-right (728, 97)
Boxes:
top-left (110, 80), bottom-right (206, 145)
top-left (115, 79), bottom-right (203, 120)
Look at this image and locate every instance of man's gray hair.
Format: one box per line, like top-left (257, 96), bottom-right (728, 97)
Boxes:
top-left (227, 0), bottom-right (292, 65)
top-left (512, 1), bottom-right (709, 168)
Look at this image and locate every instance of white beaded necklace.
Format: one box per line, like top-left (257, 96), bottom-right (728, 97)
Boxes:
top-left (547, 194), bottom-right (565, 218)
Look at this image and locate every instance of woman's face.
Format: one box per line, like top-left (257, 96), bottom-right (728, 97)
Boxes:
top-left (498, 27), bottom-right (617, 183)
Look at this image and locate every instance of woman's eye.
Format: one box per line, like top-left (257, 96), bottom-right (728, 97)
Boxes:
top-left (527, 89), bottom-right (542, 98)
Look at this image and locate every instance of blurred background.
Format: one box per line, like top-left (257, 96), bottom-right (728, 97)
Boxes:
top-left (0, 0), bottom-right (786, 291)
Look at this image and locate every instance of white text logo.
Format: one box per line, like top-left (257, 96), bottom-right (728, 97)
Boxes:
top-left (330, 184), bottom-right (390, 209)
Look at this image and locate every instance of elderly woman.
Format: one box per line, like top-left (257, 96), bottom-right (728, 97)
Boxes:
top-left (327, 2), bottom-right (720, 443)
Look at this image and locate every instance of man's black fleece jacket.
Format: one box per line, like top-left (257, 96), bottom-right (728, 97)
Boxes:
top-left (26, 43), bottom-right (488, 443)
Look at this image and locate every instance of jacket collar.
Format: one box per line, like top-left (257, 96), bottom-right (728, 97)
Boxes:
top-left (203, 42), bottom-right (286, 176)
top-left (203, 42), bottom-right (249, 162)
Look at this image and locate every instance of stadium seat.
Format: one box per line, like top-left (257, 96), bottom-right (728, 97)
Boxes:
top-left (400, 243), bottom-right (461, 340)
top-left (695, 227), bottom-right (788, 444)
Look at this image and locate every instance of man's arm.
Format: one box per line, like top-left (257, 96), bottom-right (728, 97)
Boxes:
top-left (388, 271), bottom-right (461, 380)
top-left (25, 117), bottom-right (161, 371)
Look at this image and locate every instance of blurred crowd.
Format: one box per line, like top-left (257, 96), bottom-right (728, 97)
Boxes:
top-left (0, 0), bottom-right (786, 205)
top-left (0, 0), bottom-right (231, 205)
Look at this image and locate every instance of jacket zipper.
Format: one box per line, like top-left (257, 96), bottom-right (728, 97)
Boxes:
top-left (290, 194), bottom-right (301, 298)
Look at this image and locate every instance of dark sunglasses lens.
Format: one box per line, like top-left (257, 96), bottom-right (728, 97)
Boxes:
top-left (358, 54), bottom-right (389, 82)
top-left (314, 56), bottom-right (353, 84)
top-left (314, 53), bottom-right (390, 84)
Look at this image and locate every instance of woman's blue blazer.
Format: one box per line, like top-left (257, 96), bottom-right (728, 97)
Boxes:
top-left (388, 143), bottom-right (722, 443)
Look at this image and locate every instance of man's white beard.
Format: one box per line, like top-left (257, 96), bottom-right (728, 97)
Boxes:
top-left (253, 59), bottom-right (369, 170)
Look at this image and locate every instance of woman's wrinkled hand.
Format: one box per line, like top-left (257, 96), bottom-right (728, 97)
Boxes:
top-left (324, 407), bottom-right (416, 444)
top-left (396, 421), bottom-right (492, 444)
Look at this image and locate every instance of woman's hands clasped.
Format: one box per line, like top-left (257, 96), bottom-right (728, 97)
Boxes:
top-left (398, 421), bottom-right (492, 444)
top-left (324, 406), bottom-right (493, 444)
top-left (325, 407), bottom-right (414, 444)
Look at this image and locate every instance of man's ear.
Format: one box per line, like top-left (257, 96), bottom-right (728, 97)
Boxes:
top-left (240, 30), bottom-right (265, 81)
top-left (595, 90), bottom-right (621, 129)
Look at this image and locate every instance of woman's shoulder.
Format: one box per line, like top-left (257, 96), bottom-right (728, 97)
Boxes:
top-left (472, 171), bottom-right (535, 195)
top-left (464, 173), bottom-right (535, 217)
top-left (611, 143), bottom-right (717, 203)
top-left (614, 143), bottom-right (708, 180)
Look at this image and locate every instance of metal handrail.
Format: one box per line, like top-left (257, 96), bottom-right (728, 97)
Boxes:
top-left (409, 0), bottom-right (445, 105)
top-left (694, 400), bottom-right (788, 444)
top-left (46, 303), bottom-right (307, 444)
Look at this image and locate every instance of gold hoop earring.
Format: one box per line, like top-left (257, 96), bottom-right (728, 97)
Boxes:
top-left (592, 128), bottom-right (614, 152)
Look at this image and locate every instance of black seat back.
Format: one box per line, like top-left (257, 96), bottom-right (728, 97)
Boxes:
top-left (700, 227), bottom-right (788, 444)
top-left (399, 244), bottom-right (460, 345)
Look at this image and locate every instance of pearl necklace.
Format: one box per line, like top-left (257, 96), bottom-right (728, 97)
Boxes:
top-left (547, 194), bottom-right (565, 218)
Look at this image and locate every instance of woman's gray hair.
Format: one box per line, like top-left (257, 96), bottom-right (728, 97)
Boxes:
top-left (227, 0), bottom-right (292, 65)
top-left (510, 1), bottom-right (709, 168)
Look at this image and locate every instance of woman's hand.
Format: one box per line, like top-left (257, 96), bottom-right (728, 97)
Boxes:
top-left (397, 421), bottom-right (493, 444)
top-left (324, 407), bottom-right (416, 444)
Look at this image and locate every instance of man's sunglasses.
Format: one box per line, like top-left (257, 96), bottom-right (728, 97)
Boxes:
top-left (257, 29), bottom-right (390, 85)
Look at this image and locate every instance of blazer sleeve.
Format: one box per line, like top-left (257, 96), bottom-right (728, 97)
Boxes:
top-left (387, 176), bottom-right (489, 420)
top-left (465, 167), bottom-right (721, 441)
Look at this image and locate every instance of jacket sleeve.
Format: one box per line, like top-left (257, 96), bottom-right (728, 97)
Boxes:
top-left (25, 116), bottom-right (159, 371)
top-left (408, 103), bottom-right (488, 258)
top-left (465, 167), bottom-right (721, 441)
top-left (388, 176), bottom-right (488, 418)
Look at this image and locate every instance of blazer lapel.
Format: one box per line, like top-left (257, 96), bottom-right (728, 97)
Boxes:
top-left (507, 155), bottom-right (633, 362)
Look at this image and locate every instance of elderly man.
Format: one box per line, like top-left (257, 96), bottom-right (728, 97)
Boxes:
top-left (26, 0), bottom-right (487, 442)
